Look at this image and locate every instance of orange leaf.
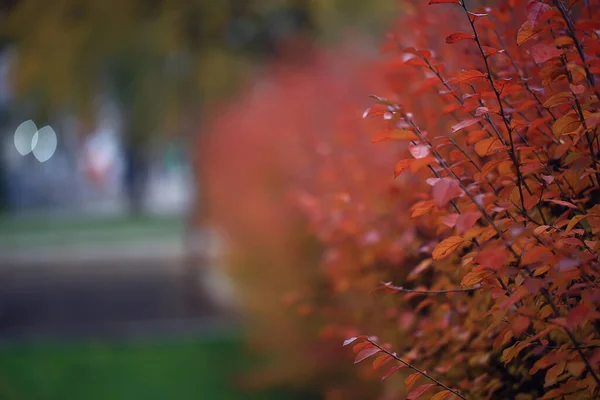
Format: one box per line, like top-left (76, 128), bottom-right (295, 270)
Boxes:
top-left (405, 372), bottom-right (422, 389)
top-left (407, 384), bottom-right (435, 399)
top-left (545, 364), bottom-right (560, 387)
top-left (410, 155), bottom-right (436, 173)
top-left (451, 70), bottom-right (485, 84)
top-left (381, 364), bottom-right (406, 380)
top-left (432, 236), bottom-right (464, 260)
top-left (394, 159), bottom-right (413, 177)
top-left (411, 199), bottom-right (436, 218)
top-left (543, 92), bottom-right (573, 108)
top-left (354, 347), bottom-right (380, 364)
top-left (372, 354), bottom-right (393, 370)
top-left (445, 32), bottom-right (474, 44)
top-left (552, 114), bottom-right (581, 135)
top-left (475, 137), bottom-right (504, 157)
top-left (431, 391), bottom-right (454, 400)
top-left (566, 215), bottom-right (587, 232)
top-left (461, 270), bottom-right (490, 287)
top-left (517, 20), bottom-right (542, 46)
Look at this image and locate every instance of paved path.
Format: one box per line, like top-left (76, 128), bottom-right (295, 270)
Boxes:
top-left (0, 216), bottom-right (234, 340)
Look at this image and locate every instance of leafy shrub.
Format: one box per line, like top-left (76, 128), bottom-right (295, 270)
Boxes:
top-left (347, 0), bottom-right (600, 398)
top-left (203, 0), bottom-right (600, 398)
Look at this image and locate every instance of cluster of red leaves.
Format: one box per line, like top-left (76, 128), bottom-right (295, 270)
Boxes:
top-left (345, 0), bottom-right (600, 398)
top-left (202, 0), bottom-right (600, 397)
top-left (201, 41), bottom-right (407, 397)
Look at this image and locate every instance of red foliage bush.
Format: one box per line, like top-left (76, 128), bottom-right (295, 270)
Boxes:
top-left (203, 0), bottom-right (600, 398)
top-left (347, 0), bottom-right (600, 398)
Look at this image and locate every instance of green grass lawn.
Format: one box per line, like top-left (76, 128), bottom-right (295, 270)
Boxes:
top-left (0, 213), bottom-right (184, 248)
top-left (0, 335), bottom-right (301, 400)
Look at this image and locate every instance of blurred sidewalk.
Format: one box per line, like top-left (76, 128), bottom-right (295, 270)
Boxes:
top-left (0, 215), bottom-right (233, 340)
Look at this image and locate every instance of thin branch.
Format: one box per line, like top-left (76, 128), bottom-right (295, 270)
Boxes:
top-left (382, 282), bottom-right (481, 294)
top-left (366, 339), bottom-right (468, 400)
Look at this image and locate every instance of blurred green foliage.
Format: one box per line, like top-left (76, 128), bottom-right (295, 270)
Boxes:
top-left (0, 0), bottom-right (397, 143)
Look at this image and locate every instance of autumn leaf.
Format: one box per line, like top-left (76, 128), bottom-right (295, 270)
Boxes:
top-left (432, 236), bottom-right (464, 260)
top-left (409, 143), bottom-right (430, 159)
top-left (432, 178), bottom-right (462, 207)
top-left (445, 32), bottom-right (474, 44)
top-left (343, 337), bottom-right (361, 346)
top-left (451, 70), bottom-right (486, 84)
top-left (354, 347), bottom-right (380, 364)
top-left (381, 365), bottom-right (406, 380)
top-left (531, 44), bottom-right (563, 64)
top-left (461, 270), bottom-right (490, 287)
top-left (372, 354), bottom-right (393, 370)
top-left (543, 92), bottom-right (573, 108)
top-left (546, 199), bottom-right (579, 209)
top-left (526, 1), bottom-right (552, 27)
top-left (451, 118), bottom-right (480, 133)
top-left (411, 199), bottom-right (436, 218)
top-left (431, 391), bottom-right (454, 400)
top-left (405, 372), bottom-right (422, 389)
top-left (545, 364), bottom-right (560, 387)
top-left (475, 137), bottom-right (505, 157)
top-left (566, 215), bottom-right (587, 232)
top-left (394, 159), bottom-right (413, 177)
top-left (517, 20), bottom-right (542, 46)
top-left (474, 245), bottom-right (510, 271)
top-left (456, 211), bottom-right (482, 234)
top-left (552, 113), bottom-right (581, 135)
top-left (566, 303), bottom-right (591, 329)
top-left (407, 384), bottom-right (435, 399)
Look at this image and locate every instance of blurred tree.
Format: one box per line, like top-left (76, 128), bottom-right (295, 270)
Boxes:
top-left (0, 0), bottom-right (397, 216)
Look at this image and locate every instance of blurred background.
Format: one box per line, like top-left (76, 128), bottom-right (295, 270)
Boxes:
top-left (0, 0), bottom-right (400, 399)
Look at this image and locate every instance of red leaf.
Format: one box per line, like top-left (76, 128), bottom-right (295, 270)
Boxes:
top-left (354, 347), bottom-right (380, 364)
top-left (451, 70), bottom-right (486, 84)
top-left (526, 1), bottom-right (552, 28)
top-left (381, 364), bottom-right (406, 380)
top-left (409, 143), bottom-right (430, 159)
top-left (475, 245), bottom-right (510, 271)
top-left (456, 211), bottom-right (482, 234)
top-left (531, 44), bottom-right (562, 64)
top-left (451, 118), bottom-right (480, 133)
top-left (432, 178), bottom-right (462, 207)
top-left (407, 384), bottom-right (436, 400)
top-left (566, 304), bottom-right (590, 329)
top-left (445, 32), bottom-right (474, 44)
top-left (547, 199), bottom-right (578, 209)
